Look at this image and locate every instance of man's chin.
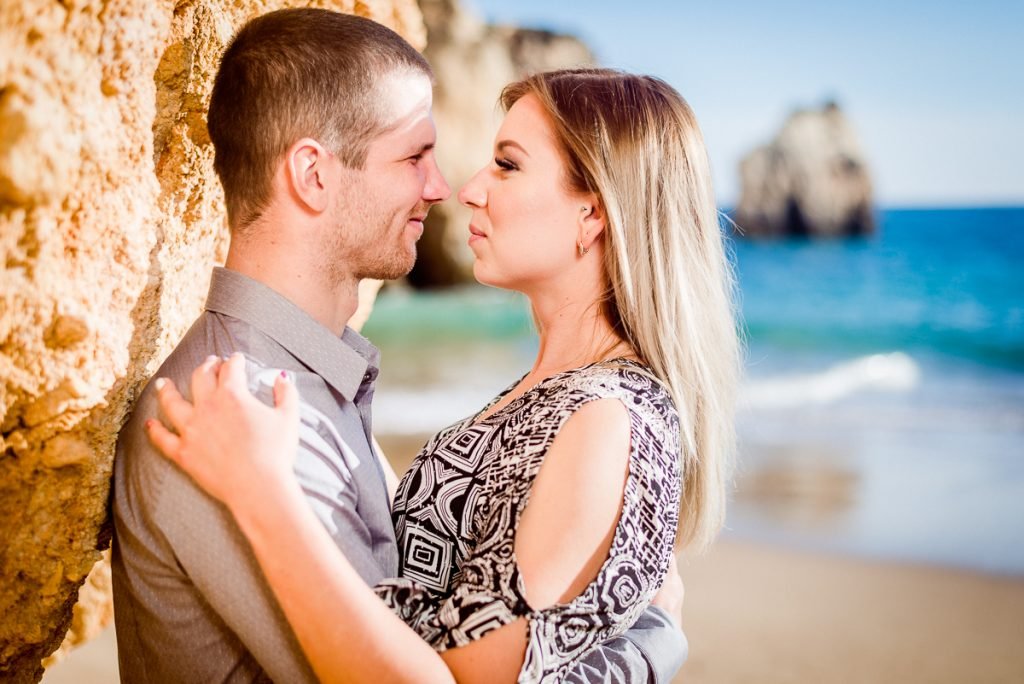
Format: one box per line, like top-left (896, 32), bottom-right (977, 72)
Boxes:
top-left (361, 250), bottom-right (416, 281)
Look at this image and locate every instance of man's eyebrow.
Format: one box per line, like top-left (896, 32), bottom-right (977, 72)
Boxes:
top-left (496, 140), bottom-right (529, 157)
top-left (405, 141), bottom-right (435, 157)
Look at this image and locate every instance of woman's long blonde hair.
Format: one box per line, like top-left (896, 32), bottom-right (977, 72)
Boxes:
top-left (502, 69), bottom-right (741, 551)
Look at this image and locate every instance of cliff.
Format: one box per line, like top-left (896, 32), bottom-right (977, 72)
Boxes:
top-left (0, 2), bottom-right (422, 681)
top-left (735, 102), bottom-right (875, 238)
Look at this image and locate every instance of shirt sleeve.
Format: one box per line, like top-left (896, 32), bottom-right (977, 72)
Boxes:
top-left (113, 363), bottom-right (386, 684)
top-left (563, 606), bottom-right (688, 684)
top-left (249, 365), bottom-right (387, 586)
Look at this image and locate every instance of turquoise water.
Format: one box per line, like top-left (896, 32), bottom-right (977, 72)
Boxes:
top-left (736, 207), bottom-right (1024, 371)
top-left (363, 207), bottom-right (1024, 575)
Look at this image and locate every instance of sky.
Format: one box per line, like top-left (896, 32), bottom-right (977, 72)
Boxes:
top-left (465, 0), bottom-right (1023, 208)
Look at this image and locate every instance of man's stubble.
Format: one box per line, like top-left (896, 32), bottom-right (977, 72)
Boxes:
top-left (321, 189), bottom-right (420, 286)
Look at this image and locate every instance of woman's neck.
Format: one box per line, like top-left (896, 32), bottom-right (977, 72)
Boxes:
top-left (527, 288), bottom-right (632, 377)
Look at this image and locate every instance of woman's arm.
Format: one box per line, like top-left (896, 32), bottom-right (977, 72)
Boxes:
top-left (148, 355), bottom-right (454, 683)
top-left (514, 397), bottom-right (631, 607)
top-left (231, 473), bottom-right (456, 684)
top-left (147, 353), bottom-right (640, 683)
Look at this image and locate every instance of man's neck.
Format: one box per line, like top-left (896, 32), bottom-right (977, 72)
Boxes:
top-left (224, 244), bottom-right (358, 337)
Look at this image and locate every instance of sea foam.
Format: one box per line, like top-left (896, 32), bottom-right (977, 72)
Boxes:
top-left (740, 352), bottom-right (921, 410)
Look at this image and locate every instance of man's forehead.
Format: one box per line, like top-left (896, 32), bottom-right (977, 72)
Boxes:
top-left (365, 75), bottom-right (436, 158)
top-left (379, 71), bottom-right (434, 129)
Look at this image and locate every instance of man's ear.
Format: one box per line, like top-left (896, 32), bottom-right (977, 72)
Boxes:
top-left (577, 193), bottom-right (607, 251)
top-left (285, 138), bottom-right (332, 214)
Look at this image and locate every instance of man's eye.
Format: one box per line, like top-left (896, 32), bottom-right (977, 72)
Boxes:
top-left (494, 157), bottom-right (517, 171)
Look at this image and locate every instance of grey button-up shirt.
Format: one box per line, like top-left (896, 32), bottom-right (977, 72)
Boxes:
top-left (112, 267), bottom-right (685, 683)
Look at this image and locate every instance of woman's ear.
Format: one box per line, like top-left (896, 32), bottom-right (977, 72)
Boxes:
top-left (285, 138), bottom-right (332, 214)
top-left (577, 194), bottom-right (606, 251)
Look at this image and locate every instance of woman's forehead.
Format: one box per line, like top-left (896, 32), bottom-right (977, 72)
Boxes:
top-left (498, 94), bottom-right (560, 152)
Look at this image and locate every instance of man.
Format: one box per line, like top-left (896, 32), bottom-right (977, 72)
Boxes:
top-left (112, 8), bottom-right (686, 683)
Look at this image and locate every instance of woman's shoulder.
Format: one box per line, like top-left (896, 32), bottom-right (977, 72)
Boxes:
top-left (562, 358), bottom-right (678, 424)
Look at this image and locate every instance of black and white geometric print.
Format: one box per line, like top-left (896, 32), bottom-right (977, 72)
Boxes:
top-left (376, 359), bottom-right (682, 683)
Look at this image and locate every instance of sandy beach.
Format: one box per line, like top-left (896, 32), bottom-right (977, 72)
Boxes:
top-left (675, 540), bottom-right (1024, 683)
top-left (43, 534), bottom-right (1024, 683)
top-left (39, 435), bottom-right (1024, 682)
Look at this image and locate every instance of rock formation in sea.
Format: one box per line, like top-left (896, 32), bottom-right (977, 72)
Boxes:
top-left (0, 2), bottom-right (421, 681)
top-left (408, 0), bottom-right (595, 287)
top-left (734, 102), bottom-right (875, 238)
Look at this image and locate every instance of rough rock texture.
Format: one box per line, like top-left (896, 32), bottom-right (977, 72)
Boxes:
top-left (734, 102), bottom-right (875, 238)
top-left (0, 2), bottom-right (422, 681)
top-left (407, 0), bottom-right (595, 288)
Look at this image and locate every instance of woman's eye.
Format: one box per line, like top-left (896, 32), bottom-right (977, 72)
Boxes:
top-left (494, 157), bottom-right (517, 171)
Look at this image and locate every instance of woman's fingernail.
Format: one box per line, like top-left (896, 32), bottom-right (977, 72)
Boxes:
top-left (280, 370), bottom-right (288, 380)
top-left (145, 419), bottom-right (154, 429)
top-left (154, 378), bottom-right (167, 391)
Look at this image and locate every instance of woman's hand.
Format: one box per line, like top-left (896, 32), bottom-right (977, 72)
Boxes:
top-left (145, 353), bottom-right (301, 515)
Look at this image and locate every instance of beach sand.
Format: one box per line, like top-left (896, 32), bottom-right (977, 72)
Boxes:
top-left (41, 539), bottom-right (1024, 683)
top-left (40, 435), bottom-right (1024, 682)
top-left (675, 540), bottom-right (1024, 683)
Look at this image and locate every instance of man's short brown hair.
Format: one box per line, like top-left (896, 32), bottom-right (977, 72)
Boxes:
top-left (207, 8), bottom-right (432, 230)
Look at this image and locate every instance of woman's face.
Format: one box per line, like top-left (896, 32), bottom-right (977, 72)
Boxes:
top-left (458, 94), bottom-right (591, 293)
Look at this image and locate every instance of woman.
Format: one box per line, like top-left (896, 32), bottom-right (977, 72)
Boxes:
top-left (147, 68), bottom-right (740, 683)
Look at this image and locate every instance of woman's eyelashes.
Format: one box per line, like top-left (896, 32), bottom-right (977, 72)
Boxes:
top-left (494, 156), bottom-right (518, 172)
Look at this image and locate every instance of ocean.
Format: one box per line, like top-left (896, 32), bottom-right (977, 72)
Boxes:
top-left (362, 207), bottom-right (1024, 576)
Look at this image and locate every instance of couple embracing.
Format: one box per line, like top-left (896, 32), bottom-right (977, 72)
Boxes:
top-left (111, 8), bottom-right (739, 683)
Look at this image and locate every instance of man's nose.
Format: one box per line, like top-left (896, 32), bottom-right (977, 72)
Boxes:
top-left (423, 158), bottom-right (451, 204)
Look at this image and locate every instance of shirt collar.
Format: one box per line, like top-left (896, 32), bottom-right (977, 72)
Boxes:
top-left (204, 267), bottom-right (379, 402)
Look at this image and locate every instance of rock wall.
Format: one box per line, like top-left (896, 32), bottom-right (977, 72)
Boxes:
top-left (734, 102), bottom-right (875, 238)
top-left (407, 0), bottom-right (595, 287)
top-left (0, 2), bottom-right (422, 681)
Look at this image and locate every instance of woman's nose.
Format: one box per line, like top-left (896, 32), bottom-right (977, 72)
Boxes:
top-left (457, 166), bottom-right (488, 208)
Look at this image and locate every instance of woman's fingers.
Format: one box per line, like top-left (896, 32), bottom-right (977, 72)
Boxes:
top-left (154, 377), bottom-right (194, 433)
top-left (274, 371), bottom-right (299, 424)
top-left (190, 355), bottom-right (221, 405)
top-left (145, 418), bottom-right (182, 464)
top-left (219, 352), bottom-right (250, 394)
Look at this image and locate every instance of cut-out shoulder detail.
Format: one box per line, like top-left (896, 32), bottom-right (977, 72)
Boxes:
top-left (376, 362), bottom-right (681, 683)
top-left (515, 398), bottom-right (631, 610)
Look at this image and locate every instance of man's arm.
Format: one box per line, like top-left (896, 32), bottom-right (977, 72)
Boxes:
top-left (565, 606), bottom-right (688, 684)
top-left (114, 361), bottom-right (385, 683)
top-left (115, 380), bottom-right (316, 683)
top-left (565, 556), bottom-right (688, 683)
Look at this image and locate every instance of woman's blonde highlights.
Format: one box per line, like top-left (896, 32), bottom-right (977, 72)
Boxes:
top-left (501, 69), bottom-right (742, 551)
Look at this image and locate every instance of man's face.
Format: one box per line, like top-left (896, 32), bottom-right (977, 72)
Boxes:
top-left (325, 72), bottom-right (450, 282)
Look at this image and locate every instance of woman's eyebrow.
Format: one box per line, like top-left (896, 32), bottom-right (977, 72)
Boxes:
top-left (496, 140), bottom-right (530, 157)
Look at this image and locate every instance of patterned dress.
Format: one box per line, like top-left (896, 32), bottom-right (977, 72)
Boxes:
top-left (375, 359), bottom-right (682, 683)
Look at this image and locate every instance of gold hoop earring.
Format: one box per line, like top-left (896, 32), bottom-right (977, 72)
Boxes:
top-left (577, 240), bottom-right (589, 257)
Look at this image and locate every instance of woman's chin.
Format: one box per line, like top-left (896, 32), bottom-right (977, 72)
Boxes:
top-left (471, 261), bottom-right (495, 287)
top-left (472, 262), bottom-right (534, 294)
